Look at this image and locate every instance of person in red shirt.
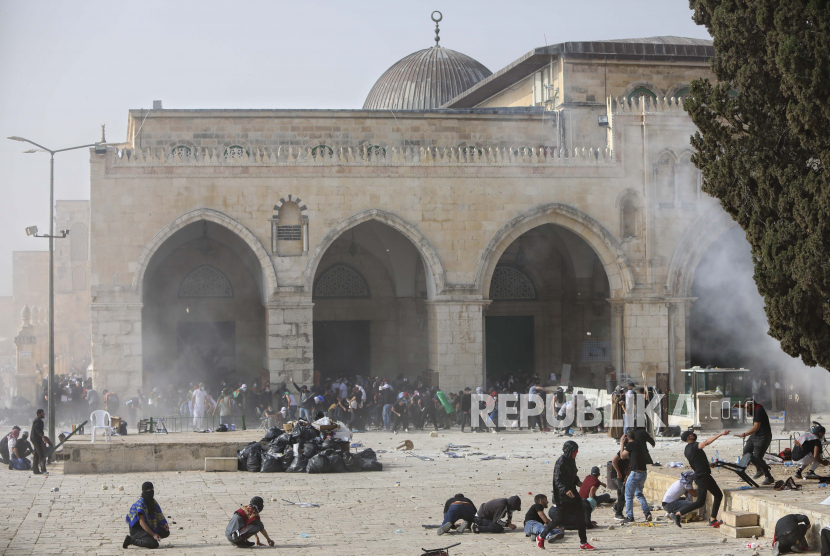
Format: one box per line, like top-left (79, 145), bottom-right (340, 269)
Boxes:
top-left (579, 466), bottom-right (615, 507)
top-left (225, 497), bottom-right (275, 548)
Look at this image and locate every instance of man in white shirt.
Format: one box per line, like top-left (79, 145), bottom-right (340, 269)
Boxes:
top-left (624, 382), bottom-right (636, 432)
top-left (191, 384), bottom-right (208, 429)
top-left (662, 471), bottom-right (697, 515)
top-left (339, 380), bottom-right (348, 400)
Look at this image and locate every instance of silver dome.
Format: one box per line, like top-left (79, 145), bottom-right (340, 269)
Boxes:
top-left (363, 46), bottom-right (492, 111)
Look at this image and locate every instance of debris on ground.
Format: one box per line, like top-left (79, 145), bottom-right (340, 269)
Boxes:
top-left (397, 440), bottom-right (414, 451)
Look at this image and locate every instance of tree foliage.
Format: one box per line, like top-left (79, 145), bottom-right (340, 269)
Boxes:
top-left (686, 0), bottom-right (830, 369)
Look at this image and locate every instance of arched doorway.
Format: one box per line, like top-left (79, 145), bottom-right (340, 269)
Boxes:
top-left (141, 220), bottom-right (267, 389)
top-left (483, 224), bottom-right (613, 389)
top-left (310, 219), bottom-right (431, 383)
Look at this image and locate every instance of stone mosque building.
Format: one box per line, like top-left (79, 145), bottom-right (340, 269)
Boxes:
top-left (75, 24), bottom-right (734, 397)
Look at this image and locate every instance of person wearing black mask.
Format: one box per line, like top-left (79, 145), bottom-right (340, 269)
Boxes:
top-left (738, 398), bottom-right (775, 485)
top-left (553, 440), bottom-right (594, 550)
top-left (225, 496), bottom-right (275, 547)
top-left (123, 482), bottom-right (170, 548)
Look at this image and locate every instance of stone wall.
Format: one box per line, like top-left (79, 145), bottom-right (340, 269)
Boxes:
top-left (64, 440), bottom-right (249, 473)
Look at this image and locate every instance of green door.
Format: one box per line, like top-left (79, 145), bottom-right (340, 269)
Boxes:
top-left (485, 316), bottom-right (534, 383)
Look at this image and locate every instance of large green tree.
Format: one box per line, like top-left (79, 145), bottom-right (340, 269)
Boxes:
top-left (686, 0), bottom-right (830, 370)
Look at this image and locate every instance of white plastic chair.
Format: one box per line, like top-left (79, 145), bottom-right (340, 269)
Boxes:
top-left (90, 410), bottom-right (111, 442)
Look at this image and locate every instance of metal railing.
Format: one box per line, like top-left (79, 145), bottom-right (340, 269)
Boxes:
top-left (138, 413), bottom-right (254, 433)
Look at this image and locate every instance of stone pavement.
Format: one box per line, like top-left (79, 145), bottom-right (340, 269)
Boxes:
top-left (2, 419), bottom-right (828, 556)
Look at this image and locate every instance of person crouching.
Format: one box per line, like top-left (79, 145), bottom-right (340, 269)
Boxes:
top-left (123, 482), bottom-right (170, 549)
top-left (225, 496), bottom-right (275, 547)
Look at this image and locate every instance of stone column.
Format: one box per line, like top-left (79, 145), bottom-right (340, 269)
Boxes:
top-left (609, 302), bottom-right (625, 379)
top-left (425, 299), bottom-right (489, 394)
top-left (14, 306), bottom-right (39, 405)
top-left (267, 298), bottom-right (314, 387)
top-left (90, 302), bottom-right (143, 395)
top-left (622, 299), bottom-right (669, 385)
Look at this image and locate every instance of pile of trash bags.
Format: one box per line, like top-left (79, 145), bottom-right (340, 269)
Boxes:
top-left (236, 419), bottom-right (383, 474)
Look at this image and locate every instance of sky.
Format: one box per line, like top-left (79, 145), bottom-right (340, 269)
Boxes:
top-left (0, 0), bottom-right (712, 296)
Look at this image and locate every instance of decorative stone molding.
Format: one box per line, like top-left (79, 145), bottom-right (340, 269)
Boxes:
top-left (106, 144), bottom-right (615, 174)
top-left (132, 208), bottom-right (278, 300)
top-left (608, 94), bottom-right (689, 115)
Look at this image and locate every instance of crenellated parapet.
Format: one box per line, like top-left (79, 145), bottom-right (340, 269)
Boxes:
top-left (608, 95), bottom-right (688, 115)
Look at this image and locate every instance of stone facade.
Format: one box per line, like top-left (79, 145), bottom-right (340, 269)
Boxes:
top-left (86, 37), bottom-right (736, 396)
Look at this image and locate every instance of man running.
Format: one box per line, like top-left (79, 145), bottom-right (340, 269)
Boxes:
top-left (123, 482), bottom-right (170, 548)
top-left (225, 496), bottom-right (275, 547)
top-left (670, 429), bottom-right (730, 528)
top-left (738, 398), bottom-right (775, 485)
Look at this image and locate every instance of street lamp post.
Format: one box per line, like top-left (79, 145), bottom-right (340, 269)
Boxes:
top-left (8, 134), bottom-right (104, 443)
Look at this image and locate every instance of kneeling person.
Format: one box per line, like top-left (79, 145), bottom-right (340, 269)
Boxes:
top-left (225, 497), bottom-right (275, 547)
top-left (773, 514), bottom-right (810, 555)
top-left (123, 482), bottom-right (170, 549)
top-left (438, 493), bottom-right (476, 535)
top-left (662, 471), bottom-right (697, 515)
top-left (472, 496), bottom-right (521, 533)
top-left (524, 494), bottom-right (564, 549)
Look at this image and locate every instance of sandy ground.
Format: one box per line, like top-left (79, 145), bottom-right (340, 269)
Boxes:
top-left (1, 415), bottom-right (828, 555)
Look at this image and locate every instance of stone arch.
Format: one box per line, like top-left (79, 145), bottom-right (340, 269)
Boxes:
top-left (623, 81), bottom-right (660, 100)
top-left (132, 208), bottom-right (277, 300)
top-left (665, 204), bottom-right (738, 297)
top-left (666, 83), bottom-right (691, 99)
top-left (304, 209), bottom-right (445, 299)
top-left (476, 203), bottom-right (634, 300)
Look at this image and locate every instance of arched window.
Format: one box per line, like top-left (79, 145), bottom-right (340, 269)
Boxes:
top-left (70, 222), bottom-right (88, 261)
top-left (655, 153), bottom-right (675, 203)
top-left (178, 265), bottom-right (234, 298)
top-left (489, 265), bottom-right (537, 300)
top-left (171, 145), bottom-right (192, 160)
top-left (72, 267), bottom-right (86, 291)
top-left (621, 197), bottom-right (640, 238)
top-left (676, 152), bottom-right (698, 203)
top-left (314, 264), bottom-right (370, 298)
top-left (275, 201), bottom-right (303, 257)
top-left (674, 87), bottom-right (690, 100)
top-left (224, 145), bottom-right (249, 160)
top-left (627, 87), bottom-right (657, 101)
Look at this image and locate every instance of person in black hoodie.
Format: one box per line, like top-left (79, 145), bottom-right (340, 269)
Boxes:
top-left (553, 441), bottom-right (595, 550)
top-left (772, 514), bottom-right (810, 555)
top-left (460, 387), bottom-right (472, 432)
top-left (472, 496), bottom-right (521, 534)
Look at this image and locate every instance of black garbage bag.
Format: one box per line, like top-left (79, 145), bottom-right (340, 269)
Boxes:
top-left (357, 448), bottom-right (377, 461)
top-left (290, 425), bottom-right (317, 446)
top-left (342, 452), bottom-right (362, 472)
top-left (359, 459), bottom-right (383, 472)
top-left (281, 452), bottom-right (294, 470)
top-left (260, 452), bottom-right (283, 473)
top-left (261, 427), bottom-right (285, 442)
top-left (302, 442), bottom-right (318, 459)
top-left (321, 438), bottom-right (336, 451)
top-left (246, 446), bottom-right (263, 473)
top-left (286, 454), bottom-right (308, 473)
top-left (241, 441), bottom-right (261, 458)
top-left (306, 454), bottom-right (331, 474)
top-left (329, 452), bottom-right (346, 473)
top-left (236, 450), bottom-right (248, 471)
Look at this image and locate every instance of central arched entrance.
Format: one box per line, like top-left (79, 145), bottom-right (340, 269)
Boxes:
top-left (310, 219), bottom-right (433, 383)
top-left (484, 224), bottom-right (613, 389)
top-left (141, 219), bottom-right (267, 390)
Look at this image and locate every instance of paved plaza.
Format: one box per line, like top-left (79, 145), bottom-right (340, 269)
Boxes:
top-left (2, 419), bottom-right (828, 555)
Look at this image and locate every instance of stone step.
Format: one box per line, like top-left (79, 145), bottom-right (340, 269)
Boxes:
top-left (720, 524), bottom-right (763, 538)
top-left (722, 511), bottom-right (759, 528)
top-left (205, 457), bottom-right (238, 472)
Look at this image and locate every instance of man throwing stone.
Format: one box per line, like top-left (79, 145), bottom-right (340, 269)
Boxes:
top-left (123, 482), bottom-right (170, 549)
top-left (738, 398), bottom-right (775, 485)
top-left (225, 496), bottom-right (275, 547)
